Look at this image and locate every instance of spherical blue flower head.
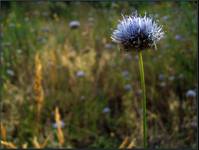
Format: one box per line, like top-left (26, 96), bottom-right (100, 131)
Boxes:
top-left (111, 12), bottom-right (164, 51)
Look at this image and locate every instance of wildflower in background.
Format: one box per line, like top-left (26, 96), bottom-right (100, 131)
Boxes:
top-left (175, 34), bottom-right (183, 41)
top-left (124, 84), bottom-right (132, 91)
top-left (168, 75), bottom-right (175, 81)
top-left (17, 49), bottom-right (22, 54)
top-left (76, 70), bottom-right (85, 78)
top-left (88, 17), bottom-right (94, 22)
top-left (111, 12), bottom-right (164, 51)
top-left (159, 82), bottom-right (166, 88)
top-left (80, 95), bottom-right (85, 101)
top-left (158, 74), bottom-right (165, 81)
top-left (105, 43), bottom-right (114, 49)
top-left (42, 12), bottom-right (49, 17)
top-left (134, 55), bottom-right (139, 61)
top-left (186, 90), bottom-right (196, 98)
top-left (162, 15), bottom-right (169, 21)
top-left (136, 89), bottom-right (142, 97)
top-left (69, 20), bottom-right (80, 29)
top-left (122, 70), bottom-right (129, 78)
top-left (41, 27), bottom-right (50, 33)
top-left (37, 36), bottom-right (46, 44)
top-left (124, 54), bottom-right (133, 61)
top-left (52, 120), bottom-right (65, 129)
top-left (102, 107), bottom-right (111, 113)
top-left (6, 69), bottom-right (14, 76)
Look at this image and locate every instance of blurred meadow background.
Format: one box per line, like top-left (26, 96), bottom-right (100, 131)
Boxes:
top-left (0, 1), bottom-right (197, 149)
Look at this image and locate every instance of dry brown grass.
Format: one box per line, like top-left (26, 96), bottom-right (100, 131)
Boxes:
top-left (1, 140), bottom-right (17, 148)
top-left (55, 107), bottom-right (65, 146)
top-left (0, 123), bottom-right (7, 141)
top-left (33, 53), bottom-right (44, 122)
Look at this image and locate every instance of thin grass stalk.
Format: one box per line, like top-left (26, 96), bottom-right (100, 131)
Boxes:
top-left (119, 137), bottom-right (129, 149)
top-left (1, 140), bottom-right (17, 148)
top-left (55, 107), bottom-right (65, 146)
top-left (0, 123), bottom-right (7, 141)
top-left (33, 53), bottom-right (44, 135)
top-left (138, 51), bottom-right (147, 148)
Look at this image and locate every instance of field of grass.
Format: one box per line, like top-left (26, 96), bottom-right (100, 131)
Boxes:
top-left (0, 1), bottom-right (197, 149)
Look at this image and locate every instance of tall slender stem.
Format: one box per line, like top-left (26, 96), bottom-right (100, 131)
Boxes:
top-left (138, 51), bottom-right (147, 148)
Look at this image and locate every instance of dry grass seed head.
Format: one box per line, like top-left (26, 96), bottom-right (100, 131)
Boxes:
top-left (55, 107), bottom-right (65, 146)
top-left (33, 53), bottom-right (44, 117)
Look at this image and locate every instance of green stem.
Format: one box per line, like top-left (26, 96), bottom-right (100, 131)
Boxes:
top-left (138, 51), bottom-right (147, 148)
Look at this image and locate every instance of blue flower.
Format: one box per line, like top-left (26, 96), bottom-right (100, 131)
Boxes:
top-left (105, 43), bottom-right (114, 49)
top-left (158, 74), bottom-right (165, 81)
top-left (124, 84), bottom-right (132, 91)
top-left (186, 90), bottom-right (196, 98)
top-left (124, 53), bottom-right (133, 61)
top-left (122, 70), bottom-right (129, 78)
top-left (175, 34), bottom-right (183, 41)
top-left (76, 70), bottom-right (85, 78)
top-left (168, 75), bottom-right (175, 81)
top-left (159, 82), bottom-right (166, 88)
top-left (162, 15), bottom-right (169, 21)
top-left (7, 69), bottom-right (14, 76)
top-left (102, 107), bottom-right (111, 113)
top-left (111, 12), bottom-right (164, 51)
top-left (41, 27), bottom-right (50, 33)
top-left (69, 20), bottom-right (80, 29)
top-left (52, 120), bottom-right (65, 129)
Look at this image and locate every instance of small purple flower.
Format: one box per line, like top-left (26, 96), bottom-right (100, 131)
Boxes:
top-left (7, 69), bottom-right (14, 76)
top-left (158, 74), bottom-right (165, 81)
top-left (162, 15), bottom-right (169, 21)
top-left (105, 43), bottom-right (114, 49)
top-left (136, 89), bottom-right (142, 96)
top-left (42, 12), bottom-right (49, 17)
top-left (124, 54), bottom-right (133, 61)
top-left (168, 76), bottom-right (175, 81)
top-left (69, 20), bottom-right (80, 29)
top-left (175, 35), bottom-right (183, 41)
top-left (159, 82), bottom-right (166, 87)
top-left (186, 90), bottom-right (196, 98)
top-left (102, 107), bottom-right (111, 113)
top-left (41, 27), bottom-right (50, 33)
top-left (76, 70), bottom-right (85, 78)
top-left (189, 121), bottom-right (197, 128)
top-left (135, 55), bottom-right (139, 61)
top-left (52, 120), bottom-right (65, 129)
top-left (124, 84), bottom-right (132, 91)
top-left (122, 70), bottom-right (129, 77)
top-left (37, 37), bottom-right (46, 44)
top-left (80, 95), bottom-right (85, 101)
